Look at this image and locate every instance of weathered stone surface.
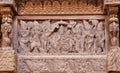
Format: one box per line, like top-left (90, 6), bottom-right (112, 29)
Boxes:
top-left (108, 47), bottom-right (120, 72)
top-left (18, 55), bottom-right (106, 73)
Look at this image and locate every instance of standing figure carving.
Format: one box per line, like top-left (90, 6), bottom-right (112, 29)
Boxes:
top-left (19, 20), bottom-right (30, 53)
top-left (1, 16), bottom-right (12, 47)
top-left (83, 20), bottom-right (94, 52)
top-left (30, 21), bottom-right (44, 53)
top-left (95, 21), bottom-right (105, 53)
top-left (109, 15), bottom-right (119, 47)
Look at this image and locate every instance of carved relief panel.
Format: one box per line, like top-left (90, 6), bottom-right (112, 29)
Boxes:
top-left (18, 56), bottom-right (106, 73)
top-left (15, 19), bottom-right (106, 55)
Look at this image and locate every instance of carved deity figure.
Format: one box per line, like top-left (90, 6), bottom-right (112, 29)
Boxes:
top-left (73, 21), bottom-right (84, 52)
top-left (95, 21), bottom-right (105, 53)
top-left (83, 20), bottom-right (94, 52)
top-left (1, 17), bottom-right (12, 47)
top-left (19, 20), bottom-right (30, 53)
top-left (30, 21), bottom-right (45, 53)
top-left (109, 15), bottom-right (119, 47)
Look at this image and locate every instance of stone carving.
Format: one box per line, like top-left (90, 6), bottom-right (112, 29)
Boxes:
top-left (0, 50), bottom-right (16, 72)
top-left (18, 20), bottom-right (106, 54)
top-left (17, 0), bottom-right (103, 15)
top-left (1, 16), bottom-right (12, 47)
top-left (109, 15), bottom-right (119, 47)
top-left (108, 47), bottom-right (120, 71)
top-left (18, 56), bottom-right (106, 73)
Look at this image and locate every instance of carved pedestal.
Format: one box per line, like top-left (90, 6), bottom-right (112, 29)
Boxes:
top-left (0, 49), bottom-right (17, 73)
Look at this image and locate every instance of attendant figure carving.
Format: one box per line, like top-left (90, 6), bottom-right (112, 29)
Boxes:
top-left (1, 16), bottom-right (12, 47)
top-left (109, 15), bottom-right (119, 47)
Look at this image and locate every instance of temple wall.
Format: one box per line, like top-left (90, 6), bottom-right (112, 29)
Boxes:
top-left (0, 0), bottom-right (120, 73)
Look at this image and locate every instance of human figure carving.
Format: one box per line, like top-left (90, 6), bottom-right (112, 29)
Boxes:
top-left (83, 20), bottom-right (94, 52)
top-left (19, 20), bottom-right (30, 53)
top-left (1, 17), bottom-right (12, 47)
top-left (30, 21), bottom-right (45, 53)
top-left (109, 15), bottom-right (119, 47)
top-left (73, 22), bottom-right (84, 52)
top-left (95, 22), bottom-right (105, 53)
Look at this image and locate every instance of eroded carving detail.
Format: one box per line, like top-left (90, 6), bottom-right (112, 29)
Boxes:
top-left (18, 20), bottom-right (106, 55)
top-left (18, 57), bottom-right (106, 73)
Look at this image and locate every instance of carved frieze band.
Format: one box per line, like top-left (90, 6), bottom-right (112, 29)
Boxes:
top-left (17, 0), bottom-right (103, 15)
top-left (17, 19), bottom-right (106, 55)
top-left (18, 56), bottom-right (106, 73)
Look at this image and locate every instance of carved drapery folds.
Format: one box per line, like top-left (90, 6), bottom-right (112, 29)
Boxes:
top-left (18, 19), bottom-right (106, 55)
top-left (1, 7), bottom-right (13, 48)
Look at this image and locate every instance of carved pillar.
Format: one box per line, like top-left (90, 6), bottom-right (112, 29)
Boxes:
top-left (1, 7), bottom-right (13, 48)
top-left (106, 6), bottom-right (120, 72)
top-left (0, 7), bottom-right (17, 73)
top-left (108, 7), bottom-right (119, 48)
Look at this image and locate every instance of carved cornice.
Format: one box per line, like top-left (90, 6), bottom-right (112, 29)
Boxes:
top-left (16, 0), bottom-right (104, 15)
